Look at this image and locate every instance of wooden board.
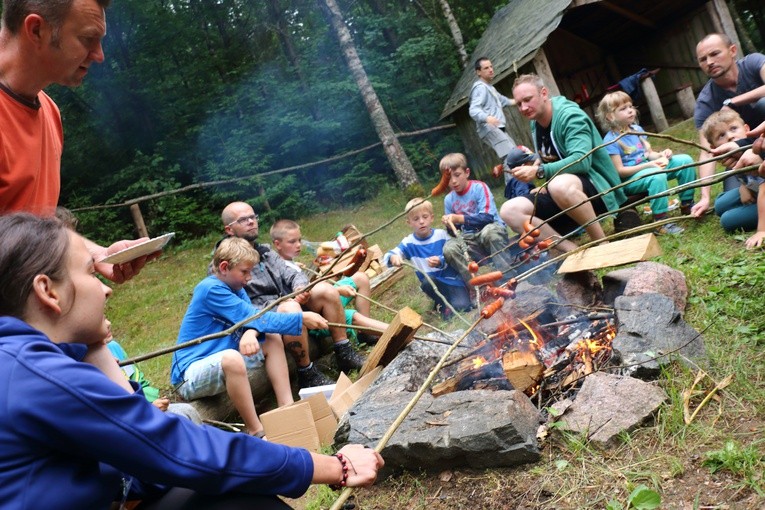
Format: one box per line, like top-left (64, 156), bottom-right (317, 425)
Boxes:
top-left (557, 233), bottom-right (662, 274)
top-left (359, 307), bottom-right (422, 377)
top-left (369, 266), bottom-right (405, 297)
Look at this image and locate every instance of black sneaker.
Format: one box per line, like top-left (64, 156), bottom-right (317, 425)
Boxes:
top-left (297, 364), bottom-right (334, 388)
top-left (334, 342), bottom-right (366, 373)
top-left (357, 333), bottom-right (380, 346)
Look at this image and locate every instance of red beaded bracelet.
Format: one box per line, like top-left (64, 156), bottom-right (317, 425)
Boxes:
top-left (329, 453), bottom-right (349, 491)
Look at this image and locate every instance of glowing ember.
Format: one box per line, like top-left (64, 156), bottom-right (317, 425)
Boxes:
top-left (472, 356), bottom-right (488, 369)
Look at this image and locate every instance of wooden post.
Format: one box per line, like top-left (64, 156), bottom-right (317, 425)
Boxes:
top-left (675, 84), bottom-right (696, 120)
top-left (640, 77), bottom-right (669, 132)
top-left (706, 0), bottom-right (741, 50)
top-left (358, 307), bottom-right (422, 377)
top-left (130, 203), bottom-right (149, 238)
top-left (531, 48), bottom-right (561, 96)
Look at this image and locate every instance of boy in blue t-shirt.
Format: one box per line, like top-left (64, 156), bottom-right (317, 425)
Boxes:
top-left (171, 237), bottom-right (325, 437)
top-left (439, 152), bottom-right (516, 284)
top-left (384, 197), bottom-right (472, 319)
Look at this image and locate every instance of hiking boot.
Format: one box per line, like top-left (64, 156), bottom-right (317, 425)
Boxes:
top-left (654, 222), bottom-right (685, 235)
top-left (297, 364), bottom-right (334, 388)
top-left (357, 333), bottom-right (379, 346)
top-left (334, 342), bottom-right (366, 373)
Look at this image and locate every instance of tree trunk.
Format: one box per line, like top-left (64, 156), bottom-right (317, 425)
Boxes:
top-left (317, 0), bottom-right (420, 188)
top-left (266, 0), bottom-right (321, 121)
top-left (437, 0), bottom-right (468, 69)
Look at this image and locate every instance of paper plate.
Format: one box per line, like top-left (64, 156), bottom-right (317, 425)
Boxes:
top-left (100, 232), bottom-right (175, 264)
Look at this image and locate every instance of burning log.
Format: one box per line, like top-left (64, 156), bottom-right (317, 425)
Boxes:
top-left (502, 350), bottom-right (544, 392)
top-left (432, 359), bottom-right (511, 396)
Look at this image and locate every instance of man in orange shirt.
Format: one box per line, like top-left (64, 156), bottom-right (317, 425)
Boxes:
top-left (0, 0), bottom-right (152, 282)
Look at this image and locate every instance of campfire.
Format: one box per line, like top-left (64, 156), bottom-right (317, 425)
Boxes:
top-left (432, 308), bottom-right (617, 404)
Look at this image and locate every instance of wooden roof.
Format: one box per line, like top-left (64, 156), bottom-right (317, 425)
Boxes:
top-left (441, 0), bottom-right (710, 119)
top-left (440, 0), bottom-right (571, 119)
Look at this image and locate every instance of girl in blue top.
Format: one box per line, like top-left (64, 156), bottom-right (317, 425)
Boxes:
top-left (597, 91), bottom-right (696, 234)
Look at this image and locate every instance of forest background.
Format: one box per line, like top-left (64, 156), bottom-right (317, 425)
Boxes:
top-left (6, 0), bottom-right (761, 245)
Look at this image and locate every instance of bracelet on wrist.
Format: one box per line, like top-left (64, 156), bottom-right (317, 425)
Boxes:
top-left (329, 453), bottom-right (349, 490)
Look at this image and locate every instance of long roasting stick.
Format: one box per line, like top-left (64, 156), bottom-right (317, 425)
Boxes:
top-left (329, 319), bottom-right (481, 510)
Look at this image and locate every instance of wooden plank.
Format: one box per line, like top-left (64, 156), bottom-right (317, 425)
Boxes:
top-left (369, 265), bottom-right (405, 297)
top-left (359, 307), bottom-right (422, 377)
top-left (532, 48), bottom-right (561, 97)
top-left (557, 233), bottom-right (662, 274)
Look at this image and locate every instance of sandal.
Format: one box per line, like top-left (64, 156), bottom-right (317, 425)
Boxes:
top-left (251, 429), bottom-right (267, 440)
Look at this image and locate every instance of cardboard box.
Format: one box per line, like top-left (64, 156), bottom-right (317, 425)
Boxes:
top-left (328, 367), bottom-right (382, 420)
top-left (261, 400), bottom-right (319, 451)
top-left (304, 393), bottom-right (338, 446)
top-left (262, 393), bottom-right (339, 451)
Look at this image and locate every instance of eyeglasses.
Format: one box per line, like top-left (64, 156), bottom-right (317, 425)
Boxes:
top-left (227, 214), bottom-right (258, 228)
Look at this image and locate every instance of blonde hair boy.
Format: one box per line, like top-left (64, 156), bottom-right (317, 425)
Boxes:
top-left (212, 237), bottom-right (259, 275)
top-left (405, 197), bottom-right (433, 218)
top-left (701, 109), bottom-right (748, 148)
top-left (439, 153), bottom-right (468, 174)
top-left (270, 219), bottom-right (300, 243)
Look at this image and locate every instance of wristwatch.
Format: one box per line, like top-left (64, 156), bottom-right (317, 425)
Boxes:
top-left (722, 98), bottom-right (735, 108)
top-left (536, 164), bottom-right (545, 180)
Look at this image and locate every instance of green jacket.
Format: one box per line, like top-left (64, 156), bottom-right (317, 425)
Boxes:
top-left (532, 96), bottom-right (626, 211)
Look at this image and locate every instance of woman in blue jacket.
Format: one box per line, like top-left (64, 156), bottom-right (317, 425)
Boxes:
top-left (0, 213), bottom-right (383, 510)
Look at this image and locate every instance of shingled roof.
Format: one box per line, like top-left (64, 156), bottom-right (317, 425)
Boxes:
top-left (440, 0), bottom-right (571, 119)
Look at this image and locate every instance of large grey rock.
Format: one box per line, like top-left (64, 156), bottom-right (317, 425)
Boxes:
top-left (555, 270), bottom-right (604, 308)
top-left (622, 261), bottom-right (688, 313)
top-left (552, 372), bottom-right (667, 447)
top-left (335, 336), bottom-right (542, 476)
top-left (612, 293), bottom-right (705, 378)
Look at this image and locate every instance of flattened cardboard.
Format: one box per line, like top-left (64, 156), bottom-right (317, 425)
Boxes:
top-left (328, 367), bottom-right (382, 419)
top-left (261, 400), bottom-right (319, 452)
top-left (304, 393), bottom-right (338, 446)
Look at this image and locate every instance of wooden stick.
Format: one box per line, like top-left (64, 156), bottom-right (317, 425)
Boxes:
top-left (329, 319), bottom-right (480, 510)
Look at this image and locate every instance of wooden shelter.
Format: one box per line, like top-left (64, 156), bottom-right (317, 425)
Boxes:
top-left (441, 0), bottom-right (743, 177)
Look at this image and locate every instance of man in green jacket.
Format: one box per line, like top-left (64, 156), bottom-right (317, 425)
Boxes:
top-left (500, 73), bottom-right (626, 252)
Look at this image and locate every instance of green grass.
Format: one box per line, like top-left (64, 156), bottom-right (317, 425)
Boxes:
top-left (104, 119), bottom-right (765, 508)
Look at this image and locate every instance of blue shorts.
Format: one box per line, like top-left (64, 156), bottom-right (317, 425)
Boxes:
top-left (179, 348), bottom-right (264, 401)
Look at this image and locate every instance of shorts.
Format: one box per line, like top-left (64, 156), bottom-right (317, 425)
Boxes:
top-left (521, 175), bottom-right (607, 236)
top-left (334, 276), bottom-right (357, 308)
top-left (179, 348), bottom-right (264, 401)
top-left (481, 126), bottom-right (514, 159)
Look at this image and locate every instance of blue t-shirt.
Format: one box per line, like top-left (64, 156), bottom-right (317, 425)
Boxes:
top-left (603, 125), bottom-right (648, 167)
top-left (171, 275), bottom-right (302, 385)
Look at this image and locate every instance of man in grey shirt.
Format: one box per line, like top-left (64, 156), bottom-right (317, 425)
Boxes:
top-left (692, 33), bottom-right (765, 216)
top-left (469, 58), bottom-right (517, 183)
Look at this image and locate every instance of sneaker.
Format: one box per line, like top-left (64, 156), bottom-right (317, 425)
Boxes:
top-left (334, 342), bottom-right (366, 373)
top-left (357, 333), bottom-right (380, 346)
top-left (297, 364), bottom-right (335, 388)
top-left (654, 222), bottom-right (684, 235)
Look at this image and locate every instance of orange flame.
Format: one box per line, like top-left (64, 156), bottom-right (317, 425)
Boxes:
top-left (519, 319), bottom-right (540, 349)
top-left (472, 356), bottom-right (488, 369)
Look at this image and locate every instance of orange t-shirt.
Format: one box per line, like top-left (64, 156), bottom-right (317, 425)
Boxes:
top-left (0, 88), bottom-right (63, 216)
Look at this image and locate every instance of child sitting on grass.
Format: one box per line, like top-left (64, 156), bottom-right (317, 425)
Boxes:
top-left (702, 109), bottom-right (765, 249)
top-left (597, 91), bottom-right (696, 235)
top-left (439, 152), bottom-right (516, 284)
top-left (384, 198), bottom-right (472, 319)
top-left (172, 237), bottom-right (325, 438)
top-left (270, 219), bottom-right (387, 345)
